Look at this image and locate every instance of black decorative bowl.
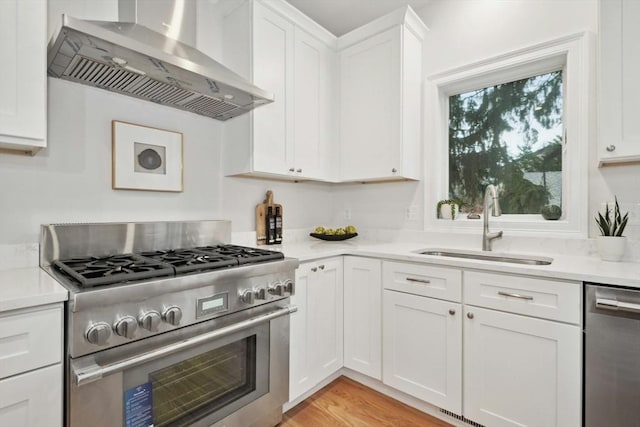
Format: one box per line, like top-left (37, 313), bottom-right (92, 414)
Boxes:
top-left (310, 233), bottom-right (358, 241)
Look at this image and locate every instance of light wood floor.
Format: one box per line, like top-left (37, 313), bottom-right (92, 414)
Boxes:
top-left (279, 376), bottom-right (453, 427)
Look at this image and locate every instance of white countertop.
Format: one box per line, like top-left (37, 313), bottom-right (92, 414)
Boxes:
top-left (2, 238), bottom-right (639, 314)
top-left (0, 268), bottom-right (68, 313)
top-left (276, 239), bottom-right (640, 288)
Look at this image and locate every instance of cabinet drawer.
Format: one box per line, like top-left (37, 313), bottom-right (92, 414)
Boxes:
top-left (0, 305), bottom-right (63, 380)
top-left (464, 271), bottom-right (581, 324)
top-left (383, 261), bottom-right (462, 302)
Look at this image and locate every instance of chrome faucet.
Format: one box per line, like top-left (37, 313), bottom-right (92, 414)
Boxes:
top-left (482, 184), bottom-right (503, 251)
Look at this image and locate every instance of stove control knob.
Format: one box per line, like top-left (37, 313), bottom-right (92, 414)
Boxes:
top-left (86, 322), bottom-right (111, 346)
top-left (139, 311), bottom-right (162, 332)
top-left (113, 316), bottom-right (138, 339)
top-left (268, 281), bottom-right (285, 297)
top-left (255, 288), bottom-right (267, 300)
top-left (241, 289), bottom-right (255, 305)
top-left (283, 279), bottom-right (295, 295)
top-left (162, 306), bottom-right (183, 326)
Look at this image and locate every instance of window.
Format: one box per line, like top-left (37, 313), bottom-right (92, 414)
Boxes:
top-left (449, 71), bottom-right (563, 214)
top-left (426, 33), bottom-right (591, 236)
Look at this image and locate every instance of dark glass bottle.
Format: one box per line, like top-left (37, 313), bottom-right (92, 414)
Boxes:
top-left (275, 206), bottom-right (283, 244)
top-left (266, 206), bottom-right (276, 245)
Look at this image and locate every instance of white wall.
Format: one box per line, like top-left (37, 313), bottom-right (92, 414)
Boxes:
top-left (0, 0), bottom-right (333, 246)
top-left (3, 0), bottom-right (638, 248)
top-left (333, 0), bottom-right (639, 240)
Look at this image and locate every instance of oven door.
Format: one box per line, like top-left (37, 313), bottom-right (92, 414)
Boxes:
top-left (68, 305), bottom-right (294, 427)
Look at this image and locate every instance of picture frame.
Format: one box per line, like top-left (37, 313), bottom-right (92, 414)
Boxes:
top-left (112, 120), bottom-right (183, 192)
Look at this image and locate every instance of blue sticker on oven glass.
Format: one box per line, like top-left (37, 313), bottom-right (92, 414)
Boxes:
top-left (124, 382), bottom-right (153, 427)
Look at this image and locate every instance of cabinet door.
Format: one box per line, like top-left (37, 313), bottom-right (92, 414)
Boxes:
top-left (308, 258), bottom-right (344, 382)
top-left (293, 27), bottom-right (330, 179)
top-left (383, 290), bottom-right (462, 413)
top-left (0, 0), bottom-right (46, 151)
top-left (599, 0), bottom-right (640, 164)
top-left (339, 27), bottom-right (401, 181)
top-left (289, 264), bottom-right (311, 401)
top-left (463, 306), bottom-right (581, 427)
top-left (0, 364), bottom-right (62, 427)
top-left (344, 257), bottom-right (382, 379)
top-left (252, 3), bottom-right (295, 175)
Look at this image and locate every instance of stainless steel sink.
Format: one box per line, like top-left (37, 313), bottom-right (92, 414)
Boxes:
top-left (416, 249), bottom-right (553, 265)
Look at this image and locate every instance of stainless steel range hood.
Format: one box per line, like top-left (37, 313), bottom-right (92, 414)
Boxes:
top-left (47, 14), bottom-right (273, 121)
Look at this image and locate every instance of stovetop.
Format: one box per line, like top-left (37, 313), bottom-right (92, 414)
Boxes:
top-left (53, 244), bottom-right (285, 288)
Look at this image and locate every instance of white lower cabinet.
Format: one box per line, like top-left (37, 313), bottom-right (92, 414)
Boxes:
top-left (463, 306), bottom-right (581, 427)
top-left (289, 257), bottom-right (343, 401)
top-left (290, 256), bottom-right (583, 425)
top-left (0, 304), bottom-right (63, 427)
top-left (343, 256), bottom-right (382, 379)
top-left (379, 261), bottom-right (581, 426)
top-left (0, 364), bottom-right (62, 426)
top-left (382, 289), bottom-right (462, 413)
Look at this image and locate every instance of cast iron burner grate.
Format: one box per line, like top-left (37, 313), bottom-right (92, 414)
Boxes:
top-left (53, 254), bottom-right (175, 288)
top-left (196, 244), bottom-right (284, 265)
top-left (53, 245), bottom-right (285, 288)
top-left (139, 249), bottom-right (238, 274)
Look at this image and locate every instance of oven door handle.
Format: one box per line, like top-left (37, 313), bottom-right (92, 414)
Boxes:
top-left (73, 305), bottom-right (297, 387)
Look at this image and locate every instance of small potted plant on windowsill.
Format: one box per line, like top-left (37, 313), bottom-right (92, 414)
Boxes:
top-left (437, 199), bottom-right (460, 220)
top-left (595, 197), bottom-right (629, 262)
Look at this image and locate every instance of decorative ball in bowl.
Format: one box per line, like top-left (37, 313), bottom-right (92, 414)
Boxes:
top-left (310, 226), bottom-right (358, 241)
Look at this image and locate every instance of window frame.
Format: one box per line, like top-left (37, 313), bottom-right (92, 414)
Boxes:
top-left (424, 32), bottom-right (592, 238)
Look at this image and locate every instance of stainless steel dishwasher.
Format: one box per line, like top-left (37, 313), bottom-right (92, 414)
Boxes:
top-left (585, 284), bottom-right (640, 427)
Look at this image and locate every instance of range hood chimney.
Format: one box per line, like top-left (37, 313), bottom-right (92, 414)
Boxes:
top-left (47, 13), bottom-right (273, 121)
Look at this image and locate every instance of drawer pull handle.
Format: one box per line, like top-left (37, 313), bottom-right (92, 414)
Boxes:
top-left (311, 267), bottom-right (317, 272)
top-left (449, 309), bottom-right (456, 315)
top-left (498, 291), bottom-right (533, 300)
top-left (406, 277), bottom-right (431, 284)
top-left (319, 264), bottom-right (325, 270)
top-left (467, 312), bottom-right (474, 319)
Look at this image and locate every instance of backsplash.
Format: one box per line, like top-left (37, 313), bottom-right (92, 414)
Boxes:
top-left (0, 244), bottom-right (39, 271)
top-left (233, 228), bottom-right (640, 264)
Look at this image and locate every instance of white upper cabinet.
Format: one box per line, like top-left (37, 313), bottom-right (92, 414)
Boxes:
top-left (294, 27), bottom-right (336, 180)
top-left (219, 2), bottom-right (426, 183)
top-left (221, 0), bottom-right (336, 181)
top-left (598, 0), bottom-right (640, 165)
top-left (338, 8), bottom-right (426, 182)
top-left (251, 4), bottom-right (295, 176)
top-left (0, 0), bottom-right (46, 154)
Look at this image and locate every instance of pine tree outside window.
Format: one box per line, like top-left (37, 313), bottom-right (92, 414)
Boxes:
top-left (448, 71), bottom-right (563, 215)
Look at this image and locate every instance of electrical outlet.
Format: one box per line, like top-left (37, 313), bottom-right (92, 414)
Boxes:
top-left (405, 205), bottom-right (418, 220)
top-left (344, 208), bottom-right (352, 220)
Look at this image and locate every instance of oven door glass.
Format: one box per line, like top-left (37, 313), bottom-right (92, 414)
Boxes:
top-left (123, 323), bottom-right (270, 427)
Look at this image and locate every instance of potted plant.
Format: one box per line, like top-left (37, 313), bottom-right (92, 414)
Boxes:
top-left (595, 197), bottom-right (629, 261)
top-left (437, 199), bottom-right (459, 220)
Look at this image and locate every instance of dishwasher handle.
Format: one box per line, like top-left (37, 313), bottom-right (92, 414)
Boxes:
top-left (596, 297), bottom-right (640, 315)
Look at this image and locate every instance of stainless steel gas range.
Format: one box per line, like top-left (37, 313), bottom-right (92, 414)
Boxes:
top-left (40, 221), bottom-right (298, 427)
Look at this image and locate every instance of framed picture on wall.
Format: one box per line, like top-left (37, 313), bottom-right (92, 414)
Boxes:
top-left (112, 120), bottom-right (183, 192)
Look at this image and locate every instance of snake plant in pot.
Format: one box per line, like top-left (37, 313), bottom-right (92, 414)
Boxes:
top-left (595, 197), bottom-right (629, 261)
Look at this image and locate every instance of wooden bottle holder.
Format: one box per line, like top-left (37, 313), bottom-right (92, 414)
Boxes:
top-left (256, 190), bottom-right (283, 245)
